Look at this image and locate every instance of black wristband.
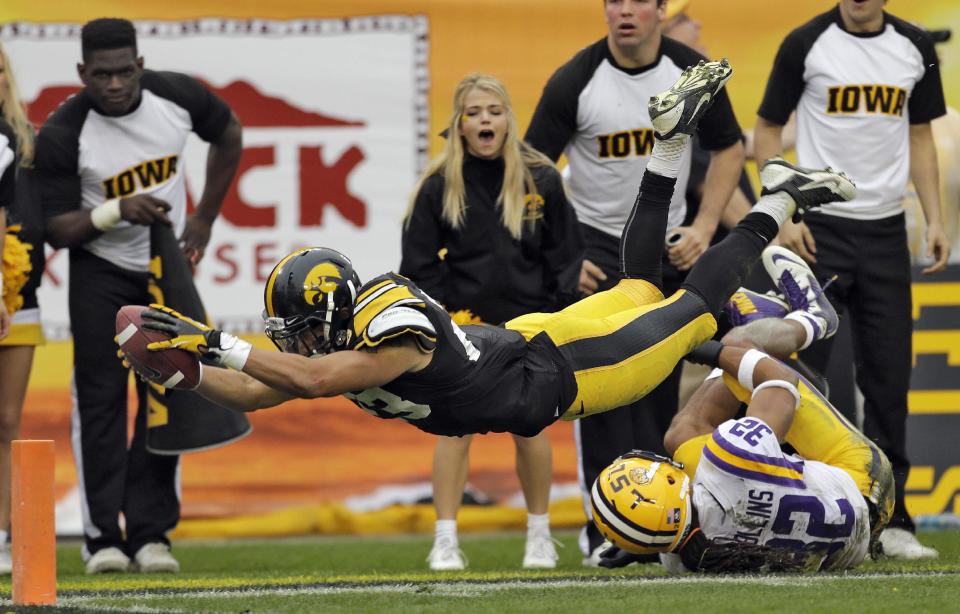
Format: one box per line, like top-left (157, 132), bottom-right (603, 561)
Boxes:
top-left (686, 340), bottom-right (724, 367)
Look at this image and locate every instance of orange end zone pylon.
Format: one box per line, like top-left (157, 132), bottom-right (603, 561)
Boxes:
top-left (12, 439), bottom-right (56, 605)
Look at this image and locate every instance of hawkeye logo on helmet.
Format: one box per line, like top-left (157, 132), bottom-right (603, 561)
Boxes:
top-left (303, 263), bottom-right (344, 305)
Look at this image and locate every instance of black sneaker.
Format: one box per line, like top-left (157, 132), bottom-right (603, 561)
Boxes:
top-left (760, 157), bottom-right (856, 222)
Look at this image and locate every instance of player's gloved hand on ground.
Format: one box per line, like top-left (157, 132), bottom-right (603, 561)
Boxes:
top-left (142, 303), bottom-right (252, 370)
top-left (597, 544), bottom-right (660, 568)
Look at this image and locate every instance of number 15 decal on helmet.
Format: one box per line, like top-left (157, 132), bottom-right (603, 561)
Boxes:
top-left (262, 247), bottom-right (362, 356)
top-left (591, 450), bottom-right (693, 554)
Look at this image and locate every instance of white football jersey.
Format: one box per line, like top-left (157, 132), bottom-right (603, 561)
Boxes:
top-left (526, 37), bottom-right (742, 238)
top-left (35, 70), bottom-right (232, 271)
top-left (759, 7), bottom-right (946, 220)
top-left (693, 417), bottom-right (870, 571)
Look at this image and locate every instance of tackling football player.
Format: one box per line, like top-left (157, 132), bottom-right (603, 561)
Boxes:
top-left (590, 246), bottom-right (894, 573)
top-left (126, 60), bottom-right (855, 447)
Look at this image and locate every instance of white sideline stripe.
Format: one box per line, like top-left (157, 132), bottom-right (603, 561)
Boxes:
top-left (44, 571), bottom-right (957, 606)
top-left (116, 323), bottom-right (138, 346)
top-left (162, 371), bottom-right (185, 388)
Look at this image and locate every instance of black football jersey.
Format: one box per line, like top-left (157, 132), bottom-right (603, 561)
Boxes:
top-left (343, 273), bottom-right (575, 437)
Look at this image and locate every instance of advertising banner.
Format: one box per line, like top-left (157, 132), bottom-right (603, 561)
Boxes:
top-left (3, 17), bottom-right (429, 336)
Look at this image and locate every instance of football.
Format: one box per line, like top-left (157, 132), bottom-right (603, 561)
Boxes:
top-left (115, 304), bottom-right (201, 390)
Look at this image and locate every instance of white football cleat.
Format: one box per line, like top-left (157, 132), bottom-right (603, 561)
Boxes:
top-left (762, 246), bottom-right (839, 344)
top-left (85, 546), bottom-right (131, 574)
top-left (427, 537), bottom-right (467, 571)
top-left (760, 157), bottom-right (856, 221)
top-left (133, 542), bottom-right (180, 573)
top-left (879, 528), bottom-right (939, 560)
top-left (522, 531), bottom-right (560, 569)
top-left (581, 539), bottom-right (612, 568)
top-left (649, 58), bottom-right (733, 140)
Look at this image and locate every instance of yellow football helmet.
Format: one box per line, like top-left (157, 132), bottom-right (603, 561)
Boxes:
top-left (591, 450), bottom-right (693, 555)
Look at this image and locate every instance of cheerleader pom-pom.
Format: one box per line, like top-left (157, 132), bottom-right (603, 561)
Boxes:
top-left (2, 226), bottom-right (33, 317)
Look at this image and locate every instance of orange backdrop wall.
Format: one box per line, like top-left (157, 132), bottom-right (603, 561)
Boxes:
top-left (3, 0), bottom-right (958, 529)
top-left (3, 0), bottom-right (957, 155)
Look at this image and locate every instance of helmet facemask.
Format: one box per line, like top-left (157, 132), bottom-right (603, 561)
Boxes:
top-left (263, 309), bottom-right (352, 357)
top-left (264, 313), bottom-right (323, 356)
top-left (262, 247), bottom-right (361, 357)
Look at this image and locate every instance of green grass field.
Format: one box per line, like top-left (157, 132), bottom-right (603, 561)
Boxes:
top-left (3, 530), bottom-right (959, 613)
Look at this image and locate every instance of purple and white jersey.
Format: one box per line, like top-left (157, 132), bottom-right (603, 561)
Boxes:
top-left (693, 417), bottom-right (870, 571)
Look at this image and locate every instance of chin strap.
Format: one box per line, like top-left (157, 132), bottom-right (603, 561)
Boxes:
top-left (675, 509), bottom-right (709, 571)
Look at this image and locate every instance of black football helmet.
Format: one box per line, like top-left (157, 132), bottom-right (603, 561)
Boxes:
top-left (262, 247), bottom-right (362, 356)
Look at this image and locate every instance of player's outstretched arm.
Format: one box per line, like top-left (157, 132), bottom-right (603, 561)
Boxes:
top-left (720, 317), bottom-right (807, 359)
top-left (238, 340), bottom-right (427, 400)
top-left (195, 365), bottom-right (294, 412)
top-left (666, 318), bottom-right (803, 455)
top-left (141, 303), bottom-right (429, 400)
top-left (717, 345), bottom-right (799, 440)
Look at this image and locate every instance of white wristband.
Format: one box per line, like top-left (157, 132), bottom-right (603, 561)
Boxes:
top-left (90, 198), bottom-right (122, 231)
top-left (785, 311), bottom-right (816, 350)
top-left (737, 348), bottom-right (770, 391)
top-left (752, 379), bottom-right (801, 409)
top-left (215, 331), bottom-right (253, 371)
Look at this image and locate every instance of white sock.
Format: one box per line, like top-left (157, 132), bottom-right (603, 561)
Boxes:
top-left (646, 134), bottom-right (690, 179)
top-left (435, 519), bottom-right (458, 545)
top-left (751, 191), bottom-right (794, 227)
top-left (527, 513), bottom-right (551, 537)
top-left (0, 530), bottom-right (6, 549)
top-left (786, 311), bottom-right (822, 350)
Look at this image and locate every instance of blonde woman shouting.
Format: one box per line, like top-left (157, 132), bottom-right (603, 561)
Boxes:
top-left (401, 73), bottom-right (583, 571)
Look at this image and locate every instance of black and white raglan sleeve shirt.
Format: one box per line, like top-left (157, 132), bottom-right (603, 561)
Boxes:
top-left (758, 6), bottom-right (946, 220)
top-left (34, 70), bottom-right (232, 271)
top-left (526, 38), bottom-right (741, 238)
top-left (0, 118), bottom-right (16, 213)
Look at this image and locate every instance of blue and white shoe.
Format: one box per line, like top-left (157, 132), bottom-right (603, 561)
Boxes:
top-left (760, 157), bottom-right (856, 222)
top-left (649, 58), bottom-right (733, 140)
top-left (761, 246), bottom-right (839, 348)
top-left (725, 288), bottom-right (789, 327)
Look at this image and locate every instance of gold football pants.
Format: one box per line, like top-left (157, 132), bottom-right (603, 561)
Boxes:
top-left (507, 279), bottom-right (717, 420)
top-left (721, 372), bottom-right (895, 529)
top-left (785, 380), bottom-right (895, 529)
